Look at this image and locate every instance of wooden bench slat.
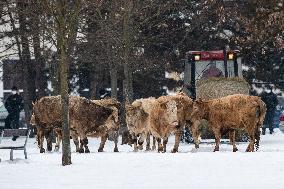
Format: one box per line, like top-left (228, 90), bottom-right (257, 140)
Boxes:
top-left (2, 129), bottom-right (29, 137)
top-left (0, 146), bottom-right (24, 150)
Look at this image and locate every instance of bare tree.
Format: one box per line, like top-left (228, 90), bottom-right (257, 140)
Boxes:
top-left (43, 0), bottom-right (81, 166)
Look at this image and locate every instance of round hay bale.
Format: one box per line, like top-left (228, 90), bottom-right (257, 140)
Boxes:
top-left (196, 77), bottom-right (250, 100)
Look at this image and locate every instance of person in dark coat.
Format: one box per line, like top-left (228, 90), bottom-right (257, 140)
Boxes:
top-left (261, 86), bottom-right (278, 135)
top-left (4, 86), bottom-right (24, 131)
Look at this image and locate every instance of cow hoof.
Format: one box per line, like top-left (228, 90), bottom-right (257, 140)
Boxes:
top-left (171, 149), bottom-right (178, 153)
top-left (145, 147), bottom-right (150, 151)
top-left (152, 146), bottom-right (156, 151)
top-left (54, 147), bottom-right (59, 152)
top-left (85, 149), bottom-right (90, 153)
top-left (114, 148), bottom-right (119, 152)
top-left (195, 144), bottom-right (199, 149)
top-left (40, 148), bottom-right (45, 153)
top-left (138, 145), bottom-right (143, 150)
top-left (133, 148), bottom-right (138, 152)
top-left (213, 147), bottom-right (219, 152)
top-left (98, 148), bottom-right (103, 152)
top-left (78, 149), bottom-right (84, 153)
top-left (233, 148), bottom-right (238, 152)
top-left (47, 146), bottom-right (52, 152)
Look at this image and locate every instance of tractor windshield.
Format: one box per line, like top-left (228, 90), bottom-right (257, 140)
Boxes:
top-left (195, 60), bottom-right (235, 80)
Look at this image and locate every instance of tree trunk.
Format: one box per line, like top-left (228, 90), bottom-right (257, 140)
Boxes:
top-left (57, 0), bottom-right (71, 166)
top-left (110, 65), bottom-right (118, 99)
top-left (60, 47), bottom-right (71, 166)
top-left (17, 1), bottom-right (36, 130)
top-left (31, 0), bottom-right (46, 99)
top-left (89, 72), bottom-right (99, 99)
top-left (122, 0), bottom-right (134, 104)
top-left (33, 30), bottom-right (46, 98)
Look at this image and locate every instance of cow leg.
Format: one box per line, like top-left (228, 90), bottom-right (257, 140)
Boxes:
top-left (172, 129), bottom-right (183, 153)
top-left (162, 137), bottom-right (168, 153)
top-left (71, 131), bottom-right (80, 152)
top-left (152, 136), bottom-right (156, 151)
top-left (229, 130), bottom-right (238, 152)
top-left (79, 139), bottom-right (85, 153)
top-left (77, 130), bottom-right (88, 153)
top-left (138, 134), bottom-right (145, 150)
top-left (44, 129), bottom-right (53, 152)
top-left (37, 129), bottom-right (45, 153)
top-left (145, 133), bottom-right (151, 151)
top-left (54, 129), bottom-right (62, 151)
top-left (246, 133), bottom-right (255, 152)
top-left (82, 138), bottom-right (90, 153)
top-left (132, 133), bottom-right (138, 152)
top-left (113, 131), bottom-right (119, 152)
top-left (98, 133), bottom-right (108, 152)
top-left (191, 121), bottom-right (201, 149)
top-left (157, 138), bottom-right (163, 153)
top-left (213, 130), bottom-right (221, 152)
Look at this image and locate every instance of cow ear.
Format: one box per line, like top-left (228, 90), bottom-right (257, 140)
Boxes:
top-left (160, 102), bottom-right (167, 109)
top-left (125, 104), bottom-right (132, 111)
top-left (143, 110), bottom-right (149, 117)
top-left (132, 101), bottom-right (142, 108)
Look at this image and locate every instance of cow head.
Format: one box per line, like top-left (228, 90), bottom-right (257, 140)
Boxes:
top-left (125, 102), bottom-right (148, 128)
top-left (30, 113), bottom-right (36, 126)
top-left (160, 100), bottom-right (178, 127)
top-left (191, 98), bottom-right (208, 120)
top-left (189, 98), bottom-right (209, 148)
top-left (105, 107), bottom-right (120, 130)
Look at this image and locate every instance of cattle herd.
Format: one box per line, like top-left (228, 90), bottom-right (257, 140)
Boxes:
top-left (30, 93), bottom-right (266, 154)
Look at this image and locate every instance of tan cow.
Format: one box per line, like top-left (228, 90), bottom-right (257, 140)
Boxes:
top-left (125, 100), bottom-right (150, 152)
top-left (157, 93), bottom-right (193, 152)
top-left (126, 97), bottom-right (178, 153)
top-left (190, 94), bottom-right (266, 152)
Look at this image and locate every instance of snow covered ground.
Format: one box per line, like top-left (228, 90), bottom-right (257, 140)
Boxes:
top-left (1, 129), bottom-right (284, 189)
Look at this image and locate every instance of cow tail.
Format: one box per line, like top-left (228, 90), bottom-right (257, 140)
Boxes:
top-left (254, 125), bottom-right (261, 151)
top-left (254, 102), bottom-right (266, 151)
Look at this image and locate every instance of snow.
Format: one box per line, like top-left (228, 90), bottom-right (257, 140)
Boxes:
top-left (1, 129), bottom-right (284, 189)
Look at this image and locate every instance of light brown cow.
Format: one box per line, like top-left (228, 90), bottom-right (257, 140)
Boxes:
top-left (125, 100), bottom-right (150, 152)
top-left (157, 93), bottom-right (193, 152)
top-left (126, 97), bottom-right (178, 153)
top-left (190, 94), bottom-right (266, 152)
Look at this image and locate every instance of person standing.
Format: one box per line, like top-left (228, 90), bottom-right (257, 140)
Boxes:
top-left (4, 86), bottom-right (24, 130)
top-left (261, 86), bottom-right (278, 135)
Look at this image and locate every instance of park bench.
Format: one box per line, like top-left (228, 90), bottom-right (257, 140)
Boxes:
top-left (0, 128), bottom-right (30, 161)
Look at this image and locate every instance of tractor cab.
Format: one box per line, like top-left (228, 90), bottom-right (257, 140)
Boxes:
top-left (184, 50), bottom-right (249, 100)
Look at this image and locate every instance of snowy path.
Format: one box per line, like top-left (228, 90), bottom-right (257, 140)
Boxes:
top-left (1, 129), bottom-right (284, 189)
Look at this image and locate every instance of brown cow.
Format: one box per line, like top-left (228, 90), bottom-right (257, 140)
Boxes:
top-left (31, 96), bottom-right (117, 153)
top-left (55, 98), bottom-right (120, 153)
top-left (69, 96), bottom-right (119, 153)
top-left (190, 94), bottom-right (266, 152)
top-left (31, 96), bottom-right (78, 153)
